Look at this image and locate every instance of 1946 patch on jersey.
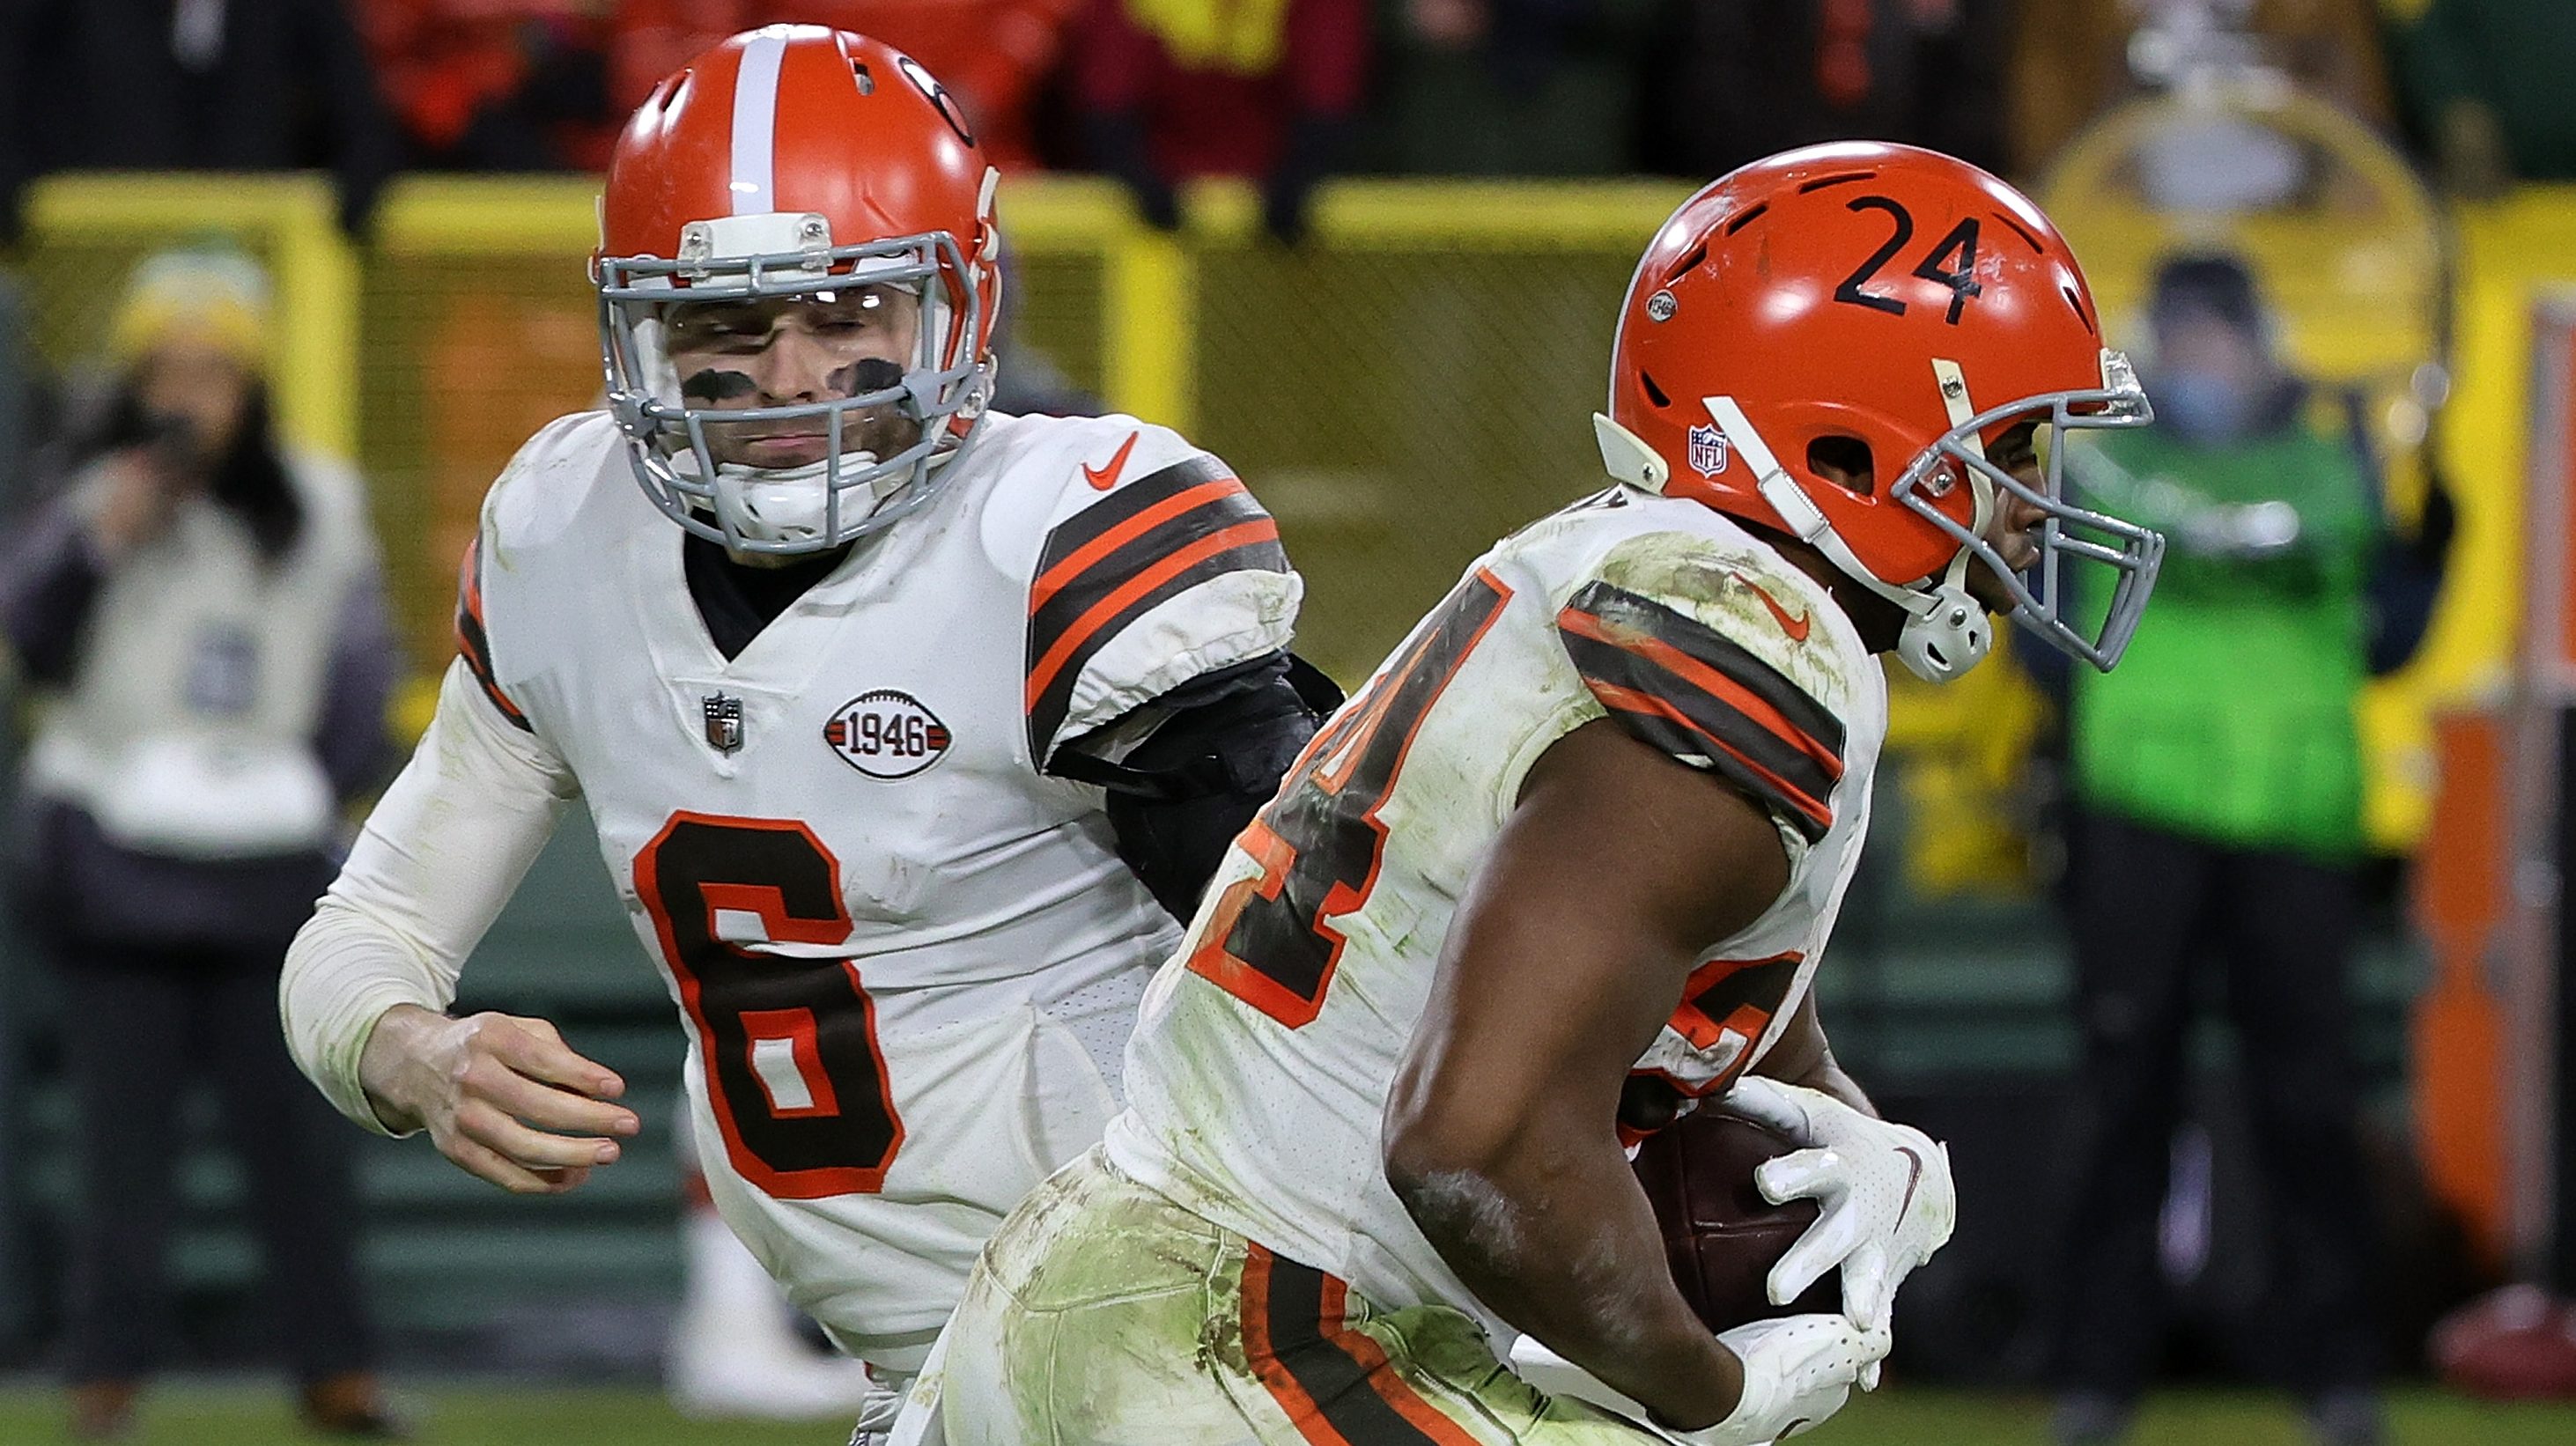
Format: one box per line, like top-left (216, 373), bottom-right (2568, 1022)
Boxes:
top-left (823, 690), bottom-right (952, 779)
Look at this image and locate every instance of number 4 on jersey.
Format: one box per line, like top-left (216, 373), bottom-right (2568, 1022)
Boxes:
top-left (1189, 571), bottom-right (1514, 1028)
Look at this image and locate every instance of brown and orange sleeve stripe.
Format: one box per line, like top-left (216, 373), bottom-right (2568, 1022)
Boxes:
top-left (1558, 580), bottom-right (1844, 841)
top-left (454, 534), bottom-right (534, 733)
top-left (1024, 454), bottom-right (1289, 761)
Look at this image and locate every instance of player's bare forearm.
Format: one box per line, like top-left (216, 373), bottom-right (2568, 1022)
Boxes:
top-left (1390, 1099), bottom-right (1745, 1425)
top-left (1384, 720), bottom-right (1797, 1428)
top-left (1751, 992), bottom-right (1876, 1117)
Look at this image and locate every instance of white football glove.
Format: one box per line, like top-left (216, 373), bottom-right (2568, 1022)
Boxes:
top-left (848, 1377), bottom-right (905, 1446)
top-left (1723, 1075), bottom-right (1956, 1339)
top-left (1509, 1312), bottom-right (1888, 1444)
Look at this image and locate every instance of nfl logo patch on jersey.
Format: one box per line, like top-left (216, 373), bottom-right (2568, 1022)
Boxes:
top-left (1687, 424), bottom-right (1731, 477)
top-left (703, 693), bottom-right (744, 754)
top-left (823, 690), bottom-right (951, 779)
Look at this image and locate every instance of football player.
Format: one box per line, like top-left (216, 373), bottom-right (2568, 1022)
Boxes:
top-left (926, 143), bottom-right (2166, 1444)
top-left (277, 24), bottom-right (1329, 1431)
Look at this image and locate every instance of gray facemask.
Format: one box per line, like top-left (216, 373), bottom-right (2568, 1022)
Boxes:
top-left (598, 216), bottom-right (993, 557)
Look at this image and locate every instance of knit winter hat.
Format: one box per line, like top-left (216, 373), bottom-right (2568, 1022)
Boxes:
top-left (107, 246), bottom-right (272, 372)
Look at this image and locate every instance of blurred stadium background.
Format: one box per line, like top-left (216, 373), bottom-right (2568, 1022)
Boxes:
top-left (5, 0), bottom-right (2576, 1441)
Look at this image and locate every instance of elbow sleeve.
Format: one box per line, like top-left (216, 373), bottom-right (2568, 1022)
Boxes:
top-left (1059, 652), bottom-right (1338, 919)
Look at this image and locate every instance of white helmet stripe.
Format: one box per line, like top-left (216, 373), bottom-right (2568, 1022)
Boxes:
top-left (727, 28), bottom-right (789, 216)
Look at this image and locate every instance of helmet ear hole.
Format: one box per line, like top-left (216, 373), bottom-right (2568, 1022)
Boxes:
top-left (1805, 435), bottom-right (1875, 496)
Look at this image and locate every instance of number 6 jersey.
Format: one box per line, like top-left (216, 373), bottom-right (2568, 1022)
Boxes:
top-left (291, 407), bottom-right (1301, 1371)
top-left (1104, 484), bottom-right (1887, 1339)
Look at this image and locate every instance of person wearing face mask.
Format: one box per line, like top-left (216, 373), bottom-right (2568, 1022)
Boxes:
top-left (2044, 250), bottom-right (2395, 1446)
top-left (0, 248), bottom-right (401, 1439)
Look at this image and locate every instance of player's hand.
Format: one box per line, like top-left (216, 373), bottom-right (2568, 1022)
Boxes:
top-left (359, 1004), bottom-right (639, 1195)
top-left (86, 451), bottom-right (181, 559)
top-left (1509, 1311), bottom-right (1886, 1444)
top-left (1697, 1313), bottom-right (1889, 1443)
top-left (1723, 1075), bottom-right (1956, 1337)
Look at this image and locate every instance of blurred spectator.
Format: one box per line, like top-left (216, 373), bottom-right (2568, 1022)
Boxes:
top-left (0, 270), bottom-right (33, 1364)
top-left (1639, 0), bottom-right (2012, 181)
top-left (2385, 0), bottom-right (2576, 194)
top-left (355, 1), bottom-right (617, 171)
top-left (1074, 0), bottom-right (1372, 241)
top-left (0, 277), bottom-right (33, 504)
top-left (607, 3), bottom-right (1084, 173)
top-left (0, 0), bottom-right (402, 238)
top-left (2011, 0), bottom-right (2394, 180)
top-left (0, 249), bottom-right (401, 1440)
top-left (1376, 0), bottom-right (1653, 176)
top-left (2046, 253), bottom-right (2411, 1446)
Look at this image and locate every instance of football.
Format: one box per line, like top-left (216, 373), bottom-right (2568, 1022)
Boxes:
top-left (1632, 1101), bottom-right (1841, 1332)
top-left (2431, 1285), bottom-right (2576, 1399)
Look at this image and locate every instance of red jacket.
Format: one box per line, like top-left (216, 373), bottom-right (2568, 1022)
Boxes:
top-left (609, 0), bottom-right (1081, 172)
top-left (1073, 0), bottom-right (1369, 180)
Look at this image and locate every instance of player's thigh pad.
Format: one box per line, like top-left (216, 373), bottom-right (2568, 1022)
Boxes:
top-left (939, 1149), bottom-right (1656, 1445)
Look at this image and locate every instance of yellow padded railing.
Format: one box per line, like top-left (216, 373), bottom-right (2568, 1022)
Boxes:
top-left (20, 169), bottom-right (2576, 860)
top-left (19, 173), bottom-right (360, 460)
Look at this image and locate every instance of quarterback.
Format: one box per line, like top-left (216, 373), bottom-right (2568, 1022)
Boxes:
top-left (929, 144), bottom-right (2166, 1443)
top-left (277, 24), bottom-right (1328, 1422)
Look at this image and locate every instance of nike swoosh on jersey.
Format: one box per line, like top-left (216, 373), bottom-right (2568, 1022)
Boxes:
top-left (1081, 430), bottom-right (1141, 491)
top-left (1735, 571), bottom-right (1812, 642)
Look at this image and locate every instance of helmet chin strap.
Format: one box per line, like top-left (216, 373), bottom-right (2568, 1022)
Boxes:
top-left (1702, 394), bottom-right (1994, 684)
top-left (708, 451), bottom-right (878, 549)
top-left (676, 446), bottom-right (916, 550)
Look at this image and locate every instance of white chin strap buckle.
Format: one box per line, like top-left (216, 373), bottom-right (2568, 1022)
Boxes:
top-left (1892, 545), bottom-right (1991, 682)
top-left (1895, 587), bottom-right (1989, 682)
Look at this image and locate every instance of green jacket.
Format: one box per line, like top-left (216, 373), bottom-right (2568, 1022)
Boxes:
top-left (2068, 410), bottom-right (2379, 857)
top-left (2388, 0), bottom-right (2576, 181)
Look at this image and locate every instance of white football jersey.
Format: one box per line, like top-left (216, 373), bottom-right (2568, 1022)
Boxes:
top-left (1105, 486), bottom-right (1886, 1339)
top-left (461, 408), bottom-right (1301, 1365)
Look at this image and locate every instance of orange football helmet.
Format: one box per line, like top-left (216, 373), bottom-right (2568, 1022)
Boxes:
top-left (596, 25), bottom-right (1000, 554)
top-left (1597, 142), bottom-right (2164, 681)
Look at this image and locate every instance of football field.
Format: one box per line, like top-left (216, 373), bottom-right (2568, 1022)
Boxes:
top-left (0, 1381), bottom-right (2569, 1445)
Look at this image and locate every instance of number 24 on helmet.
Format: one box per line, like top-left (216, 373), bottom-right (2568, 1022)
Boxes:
top-left (1597, 141), bottom-right (2166, 682)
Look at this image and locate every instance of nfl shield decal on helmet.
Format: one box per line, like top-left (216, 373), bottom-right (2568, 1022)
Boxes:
top-left (1687, 424), bottom-right (1731, 477)
top-left (823, 690), bottom-right (952, 778)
